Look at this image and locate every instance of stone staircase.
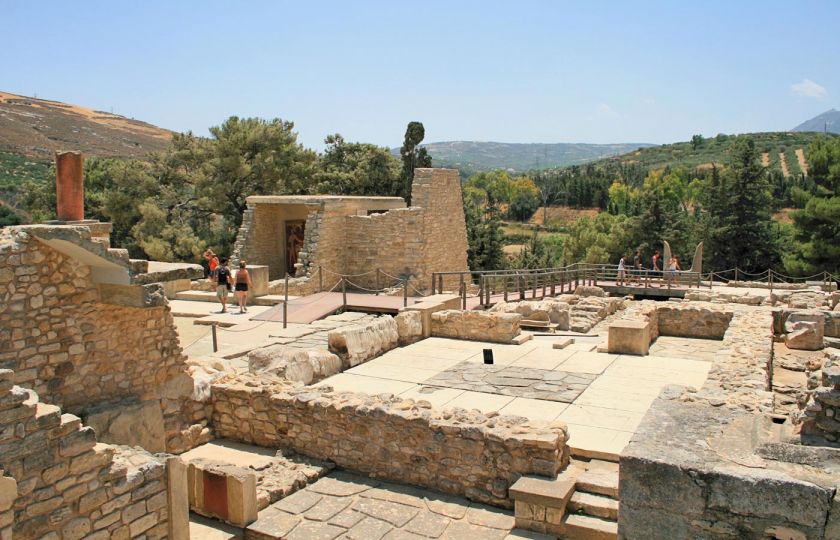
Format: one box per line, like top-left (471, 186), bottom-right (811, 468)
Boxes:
top-left (510, 458), bottom-right (619, 539)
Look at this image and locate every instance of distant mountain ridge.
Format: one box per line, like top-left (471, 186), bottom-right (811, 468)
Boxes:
top-left (791, 109), bottom-right (840, 134)
top-left (0, 90), bottom-right (172, 159)
top-left (397, 140), bottom-right (654, 173)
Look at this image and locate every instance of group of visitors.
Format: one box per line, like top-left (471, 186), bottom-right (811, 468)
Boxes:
top-left (203, 249), bottom-right (252, 314)
top-left (616, 249), bottom-right (681, 286)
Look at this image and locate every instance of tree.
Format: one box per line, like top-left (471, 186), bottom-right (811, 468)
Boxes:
top-left (787, 137), bottom-right (840, 274)
top-left (706, 137), bottom-right (779, 272)
top-left (399, 122), bottom-right (432, 204)
top-left (464, 193), bottom-right (505, 271)
top-left (0, 205), bottom-right (21, 227)
top-left (691, 134), bottom-right (704, 150)
top-left (313, 134), bottom-right (401, 196)
top-left (508, 177), bottom-right (541, 221)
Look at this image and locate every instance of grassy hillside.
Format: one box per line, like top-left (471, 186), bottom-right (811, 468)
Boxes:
top-left (400, 140), bottom-right (654, 174)
top-left (596, 131), bottom-right (832, 176)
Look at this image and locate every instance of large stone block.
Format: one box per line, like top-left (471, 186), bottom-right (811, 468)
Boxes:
top-left (248, 345), bottom-right (341, 383)
top-left (608, 320), bottom-right (650, 355)
top-left (395, 310), bottom-right (423, 346)
top-left (85, 400), bottom-right (166, 452)
top-left (785, 311), bottom-right (824, 351)
top-left (328, 316), bottom-right (398, 367)
top-left (167, 458), bottom-right (189, 540)
top-left (187, 458), bottom-right (257, 527)
top-left (430, 310), bottom-right (521, 343)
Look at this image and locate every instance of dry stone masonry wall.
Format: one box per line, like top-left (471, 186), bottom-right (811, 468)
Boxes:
top-left (210, 377), bottom-right (568, 507)
top-left (0, 369), bottom-right (176, 539)
top-left (430, 310), bottom-right (522, 343)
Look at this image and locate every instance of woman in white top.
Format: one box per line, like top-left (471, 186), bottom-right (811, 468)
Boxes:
top-left (617, 256), bottom-right (626, 285)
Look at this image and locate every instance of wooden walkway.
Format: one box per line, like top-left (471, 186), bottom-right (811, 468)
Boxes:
top-left (252, 292), bottom-right (421, 324)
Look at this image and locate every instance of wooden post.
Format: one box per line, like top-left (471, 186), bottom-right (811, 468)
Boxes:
top-left (769, 271), bottom-right (774, 296)
top-left (318, 265), bottom-right (323, 293)
top-left (431, 273), bottom-right (436, 295)
top-left (375, 268), bottom-right (381, 294)
top-left (503, 276), bottom-right (508, 302)
top-left (404, 278), bottom-right (409, 307)
top-left (532, 274), bottom-right (538, 299)
top-left (284, 275), bottom-right (289, 329)
top-left (342, 278), bottom-right (347, 309)
top-left (438, 274), bottom-right (443, 294)
top-left (211, 323), bottom-right (218, 352)
top-left (735, 268), bottom-right (739, 283)
top-left (551, 272), bottom-right (556, 296)
top-left (460, 280), bottom-right (466, 309)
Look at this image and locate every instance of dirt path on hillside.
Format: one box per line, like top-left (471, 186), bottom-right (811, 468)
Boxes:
top-left (779, 152), bottom-right (791, 178)
top-left (761, 152), bottom-right (770, 167)
top-left (795, 148), bottom-right (808, 176)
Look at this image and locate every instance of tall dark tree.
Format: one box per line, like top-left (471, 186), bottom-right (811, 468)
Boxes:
top-left (399, 121), bottom-right (432, 204)
top-left (707, 137), bottom-right (779, 272)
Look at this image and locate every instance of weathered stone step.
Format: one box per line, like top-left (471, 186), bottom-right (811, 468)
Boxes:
top-left (510, 475), bottom-right (576, 509)
top-left (176, 290), bottom-right (231, 302)
top-left (567, 491), bottom-right (619, 521)
top-left (576, 460), bottom-right (619, 499)
top-left (561, 514), bottom-right (617, 540)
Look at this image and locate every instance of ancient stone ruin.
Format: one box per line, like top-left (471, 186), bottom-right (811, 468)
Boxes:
top-left (1, 154), bottom-right (839, 539)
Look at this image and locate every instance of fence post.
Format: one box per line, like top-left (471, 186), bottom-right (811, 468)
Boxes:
top-left (503, 276), bottom-right (508, 302)
top-left (438, 274), bottom-right (443, 294)
top-left (283, 274), bottom-right (289, 329)
top-left (769, 271), bottom-right (774, 296)
top-left (460, 280), bottom-right (466, 309)
top-left (735, 268), bottom-right (739, 283)
top-left (211, 323), bottom-right (218, 352)
top-left (404, 278), bottom-right (409, 307)
top-left (375, 268), bottom-right (381, 295)
top-left (342, 278), bottom-right (347, 309)
top-left (551, 272), bottom-right (556, 296)
top-left (532, 274), bottom-right (538, 299)
top-left (431, 273), bottom-right (436, 295)
top-left (318, 265), bottom-right (323, 293)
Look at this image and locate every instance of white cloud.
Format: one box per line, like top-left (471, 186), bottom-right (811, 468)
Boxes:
top-left (791, 79), bottom-right (827, 98)
top-left (596, 103), bottom-right (619, 118)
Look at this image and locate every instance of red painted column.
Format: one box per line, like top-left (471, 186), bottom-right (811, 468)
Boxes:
top-left (55, 151), bottom-right (84, 221)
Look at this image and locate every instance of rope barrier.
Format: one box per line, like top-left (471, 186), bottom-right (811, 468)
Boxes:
top-left (180, 327), bottom-right (214, 349)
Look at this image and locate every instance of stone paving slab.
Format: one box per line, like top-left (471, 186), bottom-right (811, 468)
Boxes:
top-left (422, 361), bottom-right (597, 402)
top-left (245, 471), bottom-right (517, 540)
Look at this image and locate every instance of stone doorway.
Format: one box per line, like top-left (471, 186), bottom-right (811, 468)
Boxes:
top-left (285, 220), bottom-right (305, 276)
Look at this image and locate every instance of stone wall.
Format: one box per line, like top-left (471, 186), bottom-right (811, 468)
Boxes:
top-left (410, 168), bottom-right (470, 292)
top-left (431, 310), bottom-right (522, 343)
top-left (210, 378), bottom-right (568, 508)
top-left (0, 369), bottom-right (176, 539)
top-left (802, 349), bottom-right (840, 442)
top-left (656, 303), bottom-right (733, 340)
top-left (0, 226), bottom-right (202, 453)
top-left (343, 208), bottom-right (424, 287)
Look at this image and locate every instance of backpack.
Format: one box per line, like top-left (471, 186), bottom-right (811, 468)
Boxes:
top-left (217, 267), bottom-right (230, 287)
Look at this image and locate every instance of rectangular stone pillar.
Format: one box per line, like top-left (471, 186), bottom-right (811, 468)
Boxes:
top-left (166, 457), bottom-right (189, 540)
top-left (55, 151), bottom-right (84, 221)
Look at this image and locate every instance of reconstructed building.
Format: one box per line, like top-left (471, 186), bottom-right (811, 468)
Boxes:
top-left (232, 168), bottom-right (470, 292)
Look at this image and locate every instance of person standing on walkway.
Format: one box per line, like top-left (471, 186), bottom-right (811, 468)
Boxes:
top-left (651, 250), bottom-right (662, 285)
top-left (204, 249), bottom-right (219, 277)
top-left (667, 255), bottom-right (681, 285)
top-left (617, 256), bottom-right (627, 286)
top-left (632, 249), bottom-right (642, 284)
top-left (234, 261), bottom-right (252, 314)
top-left (212, 258), bottom-right (232, 313)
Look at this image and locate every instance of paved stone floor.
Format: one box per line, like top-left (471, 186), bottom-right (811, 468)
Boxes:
top-left (245, 470), bottom-right (534, 540)
top-left (423, 362), bottom-right (597, 402)
top-left (316, 335), bottom-right (714, 459)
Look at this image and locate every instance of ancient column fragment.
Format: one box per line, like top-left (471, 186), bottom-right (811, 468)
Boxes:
top-left (55, 150), bottom-right (84, 221)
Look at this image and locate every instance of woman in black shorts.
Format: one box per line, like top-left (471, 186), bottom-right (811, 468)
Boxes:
top-left (234, 261), bottom-right (252, 313)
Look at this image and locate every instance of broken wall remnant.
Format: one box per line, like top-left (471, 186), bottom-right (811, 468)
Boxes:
top-left (0, 368), bottom-right (179, 539)
top-left (430, 310), bottom-right (522, 343)
top-left (211, 378), bottom-right (568, 508)
top-left (327, 316), bottom-right (399, 368)
top-left (0, 225), bottom-right (208, 453)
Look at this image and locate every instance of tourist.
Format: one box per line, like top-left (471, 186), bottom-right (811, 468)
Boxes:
top-left (204, 249), bottom-right (219, 277)
top-left (667, 255), bottom-right (681, 285)
top-left (234, 261), bottom-right (252, 314)
top-left (617, 256), bottom-right (626, 285)
top-left (632, 249), bottom-right (642, 284)
top-left (651, 250), bottom-right (662, 284)
top-left (213, 258), bottom-right (232, 313)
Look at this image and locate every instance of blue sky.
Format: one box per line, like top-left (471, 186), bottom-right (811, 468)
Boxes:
top-left (2, 1), bottom-right (838, 150)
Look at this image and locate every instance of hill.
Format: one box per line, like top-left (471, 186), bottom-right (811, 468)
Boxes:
top-left (581, 131), bottom-right (835, 177)
top-left (0, 91), bottom-right (172, 159)
top-left (399, 141), bottom-right (654, 174)
top-left (791, 109), bottom-right (840, 134)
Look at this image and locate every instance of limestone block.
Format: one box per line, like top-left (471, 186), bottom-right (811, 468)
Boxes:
top-left (788, 291), bottom-right (824, 310)
top-left (574, 285), bottom-right (606, 297)
top-left (824, 311), bottom-right (840, 338)
top-left (167, 458), bottom-right (189, 540)
top-left (244, 265), bottom-right (269, 299)
top-left (395, 311), bottom-right (423, 346)
top-left (187, 458), bottom-right (257, 527)
top-left (490, 299), bottom-right (571, 329)
top-left (0, 475), bottom-right (17, 512)
top-left (85, 400), bottom-right (166, 452)
top-left (608, 320), bottom-right (650, 355)
top-left (248, 345), bottom-right (341, 383)
top-left (430, 310), bottom-right (521, 343)
top-left (785, 311), bottom-right (825, 351)
top-left (402, 295), bottom-right (461, 338)
top-left (328, 316), bottom-right (399, 367)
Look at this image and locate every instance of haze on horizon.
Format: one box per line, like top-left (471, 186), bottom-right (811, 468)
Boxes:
top-left (2, 0), bottom-right (838, 150)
